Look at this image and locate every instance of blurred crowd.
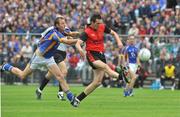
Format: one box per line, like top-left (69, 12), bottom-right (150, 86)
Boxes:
top-left (0, 0), bottom-right (180, 34)
top-left (0, 0), bottom-right (180, 87)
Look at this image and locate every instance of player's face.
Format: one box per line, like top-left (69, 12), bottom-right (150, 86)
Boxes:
top-left (93, 19), bottom-right (102, 30)
top-left (128, 36), bottom-right (135, 45)
top-left (56, 19), bottom-right (66, 32)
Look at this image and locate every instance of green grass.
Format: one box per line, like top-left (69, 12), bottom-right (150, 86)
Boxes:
top-left (1, 85), bottom-right (180, 117)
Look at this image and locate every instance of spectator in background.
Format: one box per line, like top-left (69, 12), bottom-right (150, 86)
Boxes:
top-left (138, 24), bottom-right (147, 40)
top-left (150, 0), bottom-right (161, 17)
top-left (128, 23), bottom-right (139, 35)
top-left (158, 0), bottom-right (167, 11)
top-left (160, 62), bottom-right (176, 90)
top-left (175, 5), bottom-right (180, 17)
top-left (166, 0), bottom-right (178, 10)
top-left (121, 9), bottom-right (131, 34)
top-left (67, 48), bottom-right (80, 82)
top-left (143, 1), bottom-right (152, 18)
top-left (0, 0), bottom-right (179, 38)
top-left (174, 23), bottom-right (180, 35)
top-left (21, 41), bottom-right (33, 60)
top-left (151, 16), bottom-right (160, 31)
top-left (8, 35), bottom-right (21, 54)
top-left (113, 14), bottom-right (122, 34)
top-left (151, 39), bottom-right (161, 72)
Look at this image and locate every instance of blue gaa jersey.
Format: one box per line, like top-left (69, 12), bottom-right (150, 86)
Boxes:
top-left (125, 45), bottom-right (138, 64)
top-left (38, 28), bottom-right (65, 58)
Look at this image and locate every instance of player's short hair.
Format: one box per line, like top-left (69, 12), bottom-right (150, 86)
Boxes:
top-left (54, 15), bottom-right (65, 26)
top-left (129, 35), bottom-right (135, 40)
top-left (90, 13), bottom-right (102, 23)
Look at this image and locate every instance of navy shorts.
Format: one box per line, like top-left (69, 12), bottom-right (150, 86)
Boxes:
top-left (53, 50), bottom-right (66, 63)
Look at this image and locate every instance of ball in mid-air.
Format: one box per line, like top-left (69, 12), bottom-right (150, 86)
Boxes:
top-left (139, 48), bottom-right (151, 61)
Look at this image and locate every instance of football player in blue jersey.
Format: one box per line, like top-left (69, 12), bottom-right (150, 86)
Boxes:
top-left (123, 35), bottom-right (141, 97)
top-left (35, 16), bottom-right (80, 100)
top-left (1, 16), bottom-right (79, 106)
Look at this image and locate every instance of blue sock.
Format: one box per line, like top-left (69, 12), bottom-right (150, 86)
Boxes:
top-left (124, 89), bottom-right (129, 96)
top-left (3, 63), bottom-right (13, 71)
top-left (65, 90), bottom-right (74, 102)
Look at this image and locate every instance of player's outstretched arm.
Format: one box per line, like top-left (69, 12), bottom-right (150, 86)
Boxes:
top-left (67, 31), bottom-right (80, 37)
top-left (110, 30), bottom-right (123, 48)
top-left (75, 39), bottom-right (85, 59)
top-left (61, 38), bottom-right (78, 45)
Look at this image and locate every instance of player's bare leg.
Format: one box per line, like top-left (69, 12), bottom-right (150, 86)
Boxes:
top-left (124, 69), bottom-right (137, 97)
top-left (128, 72), bottom-right (137, 88)
top-left (57, 61), bottom-right (68, 100)
top-left (41, 60), bottom-right (67, 82)
top-left (93, 60), bottom-right (119, 78)
top-left (35, 68), bottom-right (52, 100)
top-left (92, 60), bottom-right (128, 82)
top-left (71, 69), bottom-right (104, 107)
top-left (84, 69), bottom-right (105, 95)
top-left (48, 64), bottom-right (69, 92)
top-left (47, 64), bottom-right (75, 103)
top-left (1, 63), bottom-right (32, 80)
top-left (72, 60), bottom-right (129, 107)
top-left (44, 61), bottom-right (68, 100)
top-left (36, 61), bottom-right (68, 100)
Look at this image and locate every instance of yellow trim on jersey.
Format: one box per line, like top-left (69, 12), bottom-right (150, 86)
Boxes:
top-left (48, 33), bottom-right (54, 40)
top-left (42, 41), bottom-right (57, 55)
top-left (53, 32), bottom-right (64, 42)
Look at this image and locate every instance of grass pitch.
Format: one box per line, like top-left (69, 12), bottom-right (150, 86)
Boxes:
top-left (1, 85), bottom-right (180, 117)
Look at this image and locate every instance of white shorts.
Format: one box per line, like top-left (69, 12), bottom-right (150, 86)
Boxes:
top-left (128, 63), bottom-right (138, 74)
top-left (29, 54), bottom-right (56, 70)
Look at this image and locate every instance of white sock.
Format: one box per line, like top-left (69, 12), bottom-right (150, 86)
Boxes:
top-left (58, 91), bottom-right (64, 95)
top-left (37, 88), bottom-right (42, 93)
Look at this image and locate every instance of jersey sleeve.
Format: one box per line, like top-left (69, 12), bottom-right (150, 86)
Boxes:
top-left (63, 27), bottom-right (71, 36)
top-left (80, 32), bottom-right (88, 42)
top-left (53, 32), bottom-right (65, 42)
top-left (104, 25), bottom-right (111, 33)
top-left (41, 26), bottom-right (54, 37)
top-left (64, 27), bottom-right (71, 33)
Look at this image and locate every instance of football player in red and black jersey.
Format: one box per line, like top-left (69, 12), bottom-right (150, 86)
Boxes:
top-left (71, 13), bottom-right (129, 107)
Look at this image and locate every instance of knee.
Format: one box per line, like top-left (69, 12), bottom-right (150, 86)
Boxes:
top-left (45, 73), bottom-right (52, 80)
top-left (104, 64), bottom-right (109, 69)
top-left (20, 72), bottom-right (27, 79)
top-left (62, 70), bottom-right (68, 77)
top-left (56, 74), bottom-right (65, 81)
